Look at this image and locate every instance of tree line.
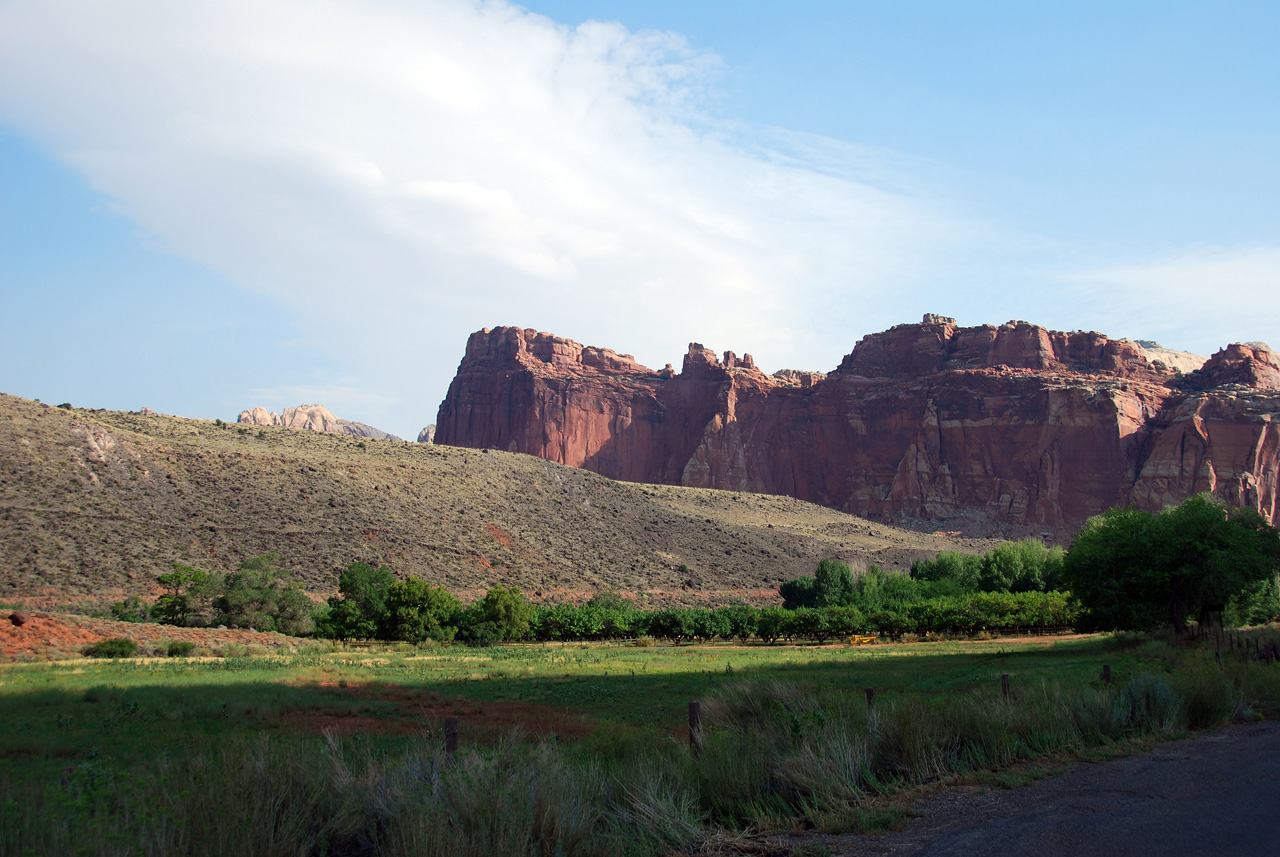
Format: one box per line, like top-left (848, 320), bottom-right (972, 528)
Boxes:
top-left (308, 558), bottom-right (1080, 643)
top-left (111, 494), bottom-right (1280, 642)
top-left (110, 552), bottom-right (314, 635)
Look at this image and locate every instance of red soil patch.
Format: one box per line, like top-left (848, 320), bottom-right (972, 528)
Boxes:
top-left (0, 613), bottom-right (302, 660)
top-left (485, 523), bottom-right (514, 549)
top-left (277, 682), bottom-right (595, 739)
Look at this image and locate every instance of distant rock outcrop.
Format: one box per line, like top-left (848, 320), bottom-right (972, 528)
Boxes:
top-left (417, 425), bottom-right (436, 444)
top-left (436, 316), bottom-right (1279, 536)
top-left (1131, 340), bottom-right (1208, 375)
top-left (237, 404), bottom-right (401, 441)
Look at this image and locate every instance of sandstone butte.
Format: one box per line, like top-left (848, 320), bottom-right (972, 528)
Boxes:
top-left (435, 316), bottom-right (1280, 538)
top-left (237, 403), bottom-right (402, 441)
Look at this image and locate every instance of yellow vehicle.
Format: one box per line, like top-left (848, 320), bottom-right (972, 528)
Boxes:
top-left (849, 635), bottom-right (878, 645)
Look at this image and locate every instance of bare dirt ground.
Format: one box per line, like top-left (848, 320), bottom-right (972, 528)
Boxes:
top-left (811, 721), bottom-right (1280, 856)
top-left (276, 682), bottom-right (595, 739)
top-left (0, 611), bottom-right (302, 659)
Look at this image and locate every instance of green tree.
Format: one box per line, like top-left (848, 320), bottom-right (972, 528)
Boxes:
top-left (587, 589), bottom-right (632, 611)
top-left (911, 551), bottom-right (983, 591)
top-left (273, 585), bottom-right (316, 637)
top-left (154, 563), bottom-right (212, 626)
top-left (822, 605), bottom-right (866, 638)
top-left (110, 596), bottom-right (152, 624)
top-left (316, 562), bottom-right (394, 640)
top-left (851, 565), bottom-right (920, 613)
top-left (382, 576), bottom-right (461, 642)
top-left (461, 585), bottom-right (532, 642)
top-left (788, 607), bottom-right (834, 643)
top-left (1229, 573), bottom-right (1280, 626)
top-left (646, 608), bottom-right (694, 644)
top-left (779, 575), bottom-right (817, 609)
top-left (689, 608), bottom-right (731, 642)
top-left (1064, 495), bottom-right (1280, 632)
top-left (814, 558), bottom-right (856, 607)
top-left (980, 539), bottom-right (1058, 593)
top-left (214, 553), bottom-right (314, 634)
top-left (755, 606), bottom-right (787, 644)
top-left (717, 604), bottom-right (758, 643)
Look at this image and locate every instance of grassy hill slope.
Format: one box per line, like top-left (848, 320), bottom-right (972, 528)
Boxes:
top-left (0, 394), bottom-right (998, 609)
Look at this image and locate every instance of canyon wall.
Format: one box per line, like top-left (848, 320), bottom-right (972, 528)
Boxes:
top-left (435, 318), bottom-right (1279, 536)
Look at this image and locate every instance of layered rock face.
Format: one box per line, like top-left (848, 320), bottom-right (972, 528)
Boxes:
top-left (237, 404), bottom-right (401, 441)
top-left (436, 320), bottom-right (1279, 535)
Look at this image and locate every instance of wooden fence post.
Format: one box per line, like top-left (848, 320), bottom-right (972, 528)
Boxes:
top-left (445, 716), bottom-right (458, 762)
top-left (864, 687), bottom-right (875, 710)
top-left (1102, 664), bottom-right (1111, 686)
top-left (1001, 673), bottom-right (1011, 701)
top-left (688, 702), bottom-right (703, 756)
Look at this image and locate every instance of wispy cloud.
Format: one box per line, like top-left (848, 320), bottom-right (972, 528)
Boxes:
top-left (7, 1), bottom-right (1267, 438)
top-left (0, 0), bottom-right (982, 433)
top-left (1065, 246), bottom-right (1280, 354)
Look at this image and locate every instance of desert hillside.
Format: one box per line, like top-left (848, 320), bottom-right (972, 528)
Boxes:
top-left (0, 394), bottom-right (996, 610)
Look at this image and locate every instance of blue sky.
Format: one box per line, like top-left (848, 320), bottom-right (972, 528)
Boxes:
top-left (1, 1), bottom-right (1277, 439)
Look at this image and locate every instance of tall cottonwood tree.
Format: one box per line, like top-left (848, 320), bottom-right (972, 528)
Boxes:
top-left (1063, 495), bottom-right (1280, 632)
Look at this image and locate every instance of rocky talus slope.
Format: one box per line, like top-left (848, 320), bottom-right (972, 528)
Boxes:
top-left (0, 394), bottom-right (991, 609)
top-left (436, 317), bottom-right (1279, 536)
top-left (238, 403), bottom-right (401, 441)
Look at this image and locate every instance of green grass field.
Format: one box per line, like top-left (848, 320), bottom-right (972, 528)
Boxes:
top-left (0, 635), bottom-right (1151, 769)
top-left (4, 633), bottom-right (1278, 857)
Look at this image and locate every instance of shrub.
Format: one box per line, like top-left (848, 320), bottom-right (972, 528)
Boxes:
top-left (83, 638), bottom-right (139, 658)
top-left (166, 641), bottom-right (197, 657)
top-left (109, 596), bottom-right (151, 623)
top-left (462, 621), bottom-right (502, 647)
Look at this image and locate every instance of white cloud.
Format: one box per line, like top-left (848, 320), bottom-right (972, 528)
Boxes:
top-left (0, 0), bottom-right (1010, 435)
top-left (1065, 246), bottom-right (1280, 355)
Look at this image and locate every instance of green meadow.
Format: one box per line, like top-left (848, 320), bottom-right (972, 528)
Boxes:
top-left (4, 633), bottom-right (1279, 857)
top-left (0, 635), bottom-right (1181, 770)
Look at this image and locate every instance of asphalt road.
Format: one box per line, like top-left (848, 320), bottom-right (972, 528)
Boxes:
top-left (834, 721), bottom-right (1280, 857)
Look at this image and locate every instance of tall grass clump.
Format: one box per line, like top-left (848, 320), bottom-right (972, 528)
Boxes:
top-left (386, 733), bottom-right (608, 857)
top-left (685, 665), bottom-right (1246, 832)
top-left (0, 731), bottom-right (696, 857)
top-left (1112, 673), bottom-right (1181, 732)
top-left (1174, 664), bottom-right (1240, 728)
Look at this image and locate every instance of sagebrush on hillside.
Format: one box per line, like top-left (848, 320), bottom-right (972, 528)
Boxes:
top-left (0, 393), bottom-right (997, 608)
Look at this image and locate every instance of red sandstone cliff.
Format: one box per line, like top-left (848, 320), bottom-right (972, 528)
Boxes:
top-left (435, 318), bottom-right (1279, 535)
